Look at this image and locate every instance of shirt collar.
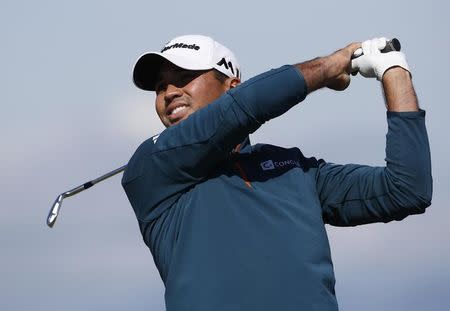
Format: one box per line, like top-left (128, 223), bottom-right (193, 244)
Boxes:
top-left (232, 136), bottom-right (251, 154)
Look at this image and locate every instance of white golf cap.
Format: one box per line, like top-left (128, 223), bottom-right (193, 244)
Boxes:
top-left (133, 34), bottom-right (241, 91)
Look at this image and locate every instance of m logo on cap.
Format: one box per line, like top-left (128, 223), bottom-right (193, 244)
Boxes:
top-left (217, 58), bottom-right (240, 78)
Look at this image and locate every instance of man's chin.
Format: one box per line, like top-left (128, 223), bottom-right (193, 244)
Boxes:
top-left (167, 114), bottom-right (191, 127)
top-left (166, 118), bottom-right (182, 127)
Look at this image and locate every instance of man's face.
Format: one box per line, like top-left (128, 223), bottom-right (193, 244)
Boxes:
top-left (154, 61), bottom-right (230, 127)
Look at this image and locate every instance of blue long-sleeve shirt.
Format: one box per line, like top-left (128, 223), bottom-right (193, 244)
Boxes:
top-left (122, 65), bottom-right (432, 311)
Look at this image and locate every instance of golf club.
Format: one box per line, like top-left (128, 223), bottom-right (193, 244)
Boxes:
top-left (46, 164), bottom-right (127, 228)
top-left (46, 38), bottom-right (401, 229)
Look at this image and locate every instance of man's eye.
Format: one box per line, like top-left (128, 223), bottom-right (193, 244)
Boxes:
top-left (180, 71), bottom-right (200, 81)
top-left (155, 82), bottom-right (166, 93)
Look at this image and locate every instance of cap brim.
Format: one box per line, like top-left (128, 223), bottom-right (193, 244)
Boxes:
top-left (133, 53), bottom-right (166, 91)
top-left (133, 52), bottom-right (213, 91)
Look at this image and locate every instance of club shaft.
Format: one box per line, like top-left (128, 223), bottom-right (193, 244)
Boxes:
top-left (85, 164), bottom-right (127, 191)
top-left (66, 165), bottom-right (127, 197)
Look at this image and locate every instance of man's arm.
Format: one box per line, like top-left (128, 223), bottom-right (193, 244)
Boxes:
top-left (316, 40), bottom-right (432, 225)
top-left (317, 108), bottom-right (432, 226)
top-left (122, 65), bottom-right (309, 222)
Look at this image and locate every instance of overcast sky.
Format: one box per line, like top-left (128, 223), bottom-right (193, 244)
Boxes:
top-left (1, 0), bottom-right (449, 310)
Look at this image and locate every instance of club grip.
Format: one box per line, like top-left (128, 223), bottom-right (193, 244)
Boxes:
top-left (381, 38), bottom-right (401, 53)
top-left (352, 38), bottom-right (401, 59)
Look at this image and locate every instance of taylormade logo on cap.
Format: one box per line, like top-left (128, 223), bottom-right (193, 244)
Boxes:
top-left (133, 34), bottom-right (241, 91)
top-left (161, 43), bottom-right (201, 53)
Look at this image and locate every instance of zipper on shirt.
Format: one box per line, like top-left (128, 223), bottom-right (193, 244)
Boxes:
top-left (231, 143), bottom-right (253, 188)
top-left (234, 160), bottom-right (253, 188)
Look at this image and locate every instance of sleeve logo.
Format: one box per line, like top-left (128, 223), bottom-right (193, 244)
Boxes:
top-left (151, 134), bottom-right (160, 144)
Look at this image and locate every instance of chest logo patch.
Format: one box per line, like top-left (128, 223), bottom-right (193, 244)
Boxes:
top-left (260, 159), bottom-right (300, 171)
top-left (261, 160), bottom-right (275, 170)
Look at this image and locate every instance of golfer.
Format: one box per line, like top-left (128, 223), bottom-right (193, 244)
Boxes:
top-left (122, 35), bottom-right (432, 311)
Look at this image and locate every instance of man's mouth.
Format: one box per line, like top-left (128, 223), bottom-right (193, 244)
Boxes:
top-left (169, 105), bottom-right (188, 115)
top-left (166, 103), bottom-right (189, 124)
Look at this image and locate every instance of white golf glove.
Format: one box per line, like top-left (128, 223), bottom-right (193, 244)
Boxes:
top-left (351, 37), bottom-right (410, 81)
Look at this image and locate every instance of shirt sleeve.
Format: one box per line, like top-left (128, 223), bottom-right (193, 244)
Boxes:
top-left (317, 110), bottom-right (433, 226)
top-left (122, 65), bottom-right (308, 222)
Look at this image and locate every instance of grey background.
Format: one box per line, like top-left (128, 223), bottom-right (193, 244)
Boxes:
top-left (1, 0), bottom-right (449, 310)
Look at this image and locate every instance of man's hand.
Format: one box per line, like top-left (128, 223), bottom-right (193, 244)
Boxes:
top-left (296, 42), bottom-right (361, 93)
top-left (295, 37), bottom-right (418, 112)
top-left (351, 37), bottom-right (410, 81)
top-left (326, 43), bottom-right (362, 91)
top-left (350, 37), bottom-right (418, 112)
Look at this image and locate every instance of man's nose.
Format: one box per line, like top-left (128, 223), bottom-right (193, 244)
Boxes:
top-left (164, 83), bottom-right (183, 103)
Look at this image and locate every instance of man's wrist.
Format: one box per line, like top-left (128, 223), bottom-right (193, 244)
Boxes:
top-left (325, 52), bottom-right (348, 80)
top-left (382, 67), bottom-right (419, 112)
top-left (295, 57), bottom-right (326, 93)
top-left (382, 66), bottom-right (411, 83)
top-left (295, 54), bottom-right (343, 93)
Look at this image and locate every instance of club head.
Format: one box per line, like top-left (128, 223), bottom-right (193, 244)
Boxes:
top-left (47, 194), bottom-right (64, 228)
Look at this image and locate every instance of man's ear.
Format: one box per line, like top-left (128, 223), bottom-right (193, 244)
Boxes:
top-left (225, 77), bottom-right (241, 90)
